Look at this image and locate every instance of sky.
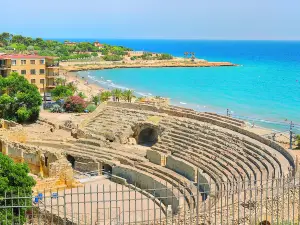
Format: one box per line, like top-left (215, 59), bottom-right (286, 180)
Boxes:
top-left (1, 0), bottom-right (300, 40)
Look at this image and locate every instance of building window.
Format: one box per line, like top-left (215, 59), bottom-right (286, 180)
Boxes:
top-left (40, 60), bottom-right (45, 64)
top-left (40, 79), bottom-right (44, 84)
top-left (39, 69), bottom-right (45, 74)
top-left (21, 70), bottom-right (26, 75)
top-left (30, 69), bottom-right (36, 75)
top-left (30, 60), bottom-right (35, 65)
top-left (31, 79), bottom-right (36, 84)
top-left (11, 60), bottom-right (16, 66)
top-left (12, 70), bottom-right (17, 72)
top-left (21, 60), bottom-right (26, 65)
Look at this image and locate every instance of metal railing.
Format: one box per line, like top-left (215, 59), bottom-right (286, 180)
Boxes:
top-left (46, 63), bottom-right (60, 68)
top-left (1, 172), bottom-right (300, 224)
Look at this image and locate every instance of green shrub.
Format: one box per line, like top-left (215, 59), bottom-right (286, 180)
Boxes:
top-left (16, 107), bottom-right (30, 122)
top-left (0, 154), bottom-right (36, 224)
top-left (157, 53), bottom-right (173, 60)
top-left (63, 96), bottom-right (87, 112)
top-left (78, 91), bottom-right (87, 99)
top-left (103, 55), bottom-right (123, 61)
top-left (86, 104), bottom-right (97, 112)
top-left (51, 85), bottom-right (74, 100)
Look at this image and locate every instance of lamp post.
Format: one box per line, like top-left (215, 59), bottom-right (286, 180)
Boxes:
top-left (290, 121), bottom-right (294, 149)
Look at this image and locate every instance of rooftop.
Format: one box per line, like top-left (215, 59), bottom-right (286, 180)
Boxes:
top-left (0, 54), bottom-right (53, 59)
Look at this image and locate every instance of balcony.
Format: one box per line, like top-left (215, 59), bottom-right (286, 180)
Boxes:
top-left (46, 82), bottom-right (56, 88)
top-left (46, 73), bottom-right (59, 77)
top-left (0, 64), bottom-right (11, 70)
top-left (46, 62), bottom-right (59, 68)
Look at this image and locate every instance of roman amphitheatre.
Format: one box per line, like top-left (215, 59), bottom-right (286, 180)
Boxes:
top-left (0, 101), bottom-right (299, 224)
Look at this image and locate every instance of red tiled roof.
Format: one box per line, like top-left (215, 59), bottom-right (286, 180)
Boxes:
top-left (0, 54), bottom-right (47, 59)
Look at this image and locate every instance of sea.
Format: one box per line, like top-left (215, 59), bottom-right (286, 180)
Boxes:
top-left (59, 39), bottom-right (300, 132)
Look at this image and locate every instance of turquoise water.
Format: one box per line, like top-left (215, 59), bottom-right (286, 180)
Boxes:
top-left (74, 40), bottom-right (300, 132)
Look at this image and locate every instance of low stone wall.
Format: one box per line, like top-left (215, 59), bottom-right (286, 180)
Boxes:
top-left (166, 155), bottom-right (196, 181)
top-left (147, 149), bottom-right (167, 166)
top-left (112, 165), bottom-right (181, 213)
top-left (0, 119), bottom-right (19, 129)
top-left (74, 161), bottom-right (101, 172)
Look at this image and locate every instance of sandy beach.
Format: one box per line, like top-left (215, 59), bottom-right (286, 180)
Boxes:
top-left (61, 70), bottom-right (104, 100)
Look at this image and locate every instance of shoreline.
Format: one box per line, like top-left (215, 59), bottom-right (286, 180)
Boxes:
top-left (60, 60), bottom-right (237, 72)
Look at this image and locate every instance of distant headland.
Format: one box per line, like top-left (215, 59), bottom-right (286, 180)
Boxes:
top-left (0, 32), bottom-right (237, 72)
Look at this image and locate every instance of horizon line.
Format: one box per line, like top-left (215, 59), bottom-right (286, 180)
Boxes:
top-left (45, 37), bottom-right (300, 41)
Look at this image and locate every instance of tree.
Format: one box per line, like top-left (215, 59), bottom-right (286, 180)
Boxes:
top-left (78, 92), bottom-right (87, 99)
top-left (55, 77), bottom-right (66, 86)
top-left (66, 82), bottom-right (77, 93)
top-left (92, 95), bottom-right (100, 106)
top-left (27, 45), bottom-right (34, 52)
top-left (296, 135), bottom-right (300, 149)
top-left (0, 72), bottom-right (42, 123)
top-left (157, 53), bottom-right (173, 60)
top-left (51, 85), bottom-right (74, 100)
top-left (91, 52), bottom-right (98, 57)
top-left (191, 52), bottom-right (196, 61)
top-left (0, 154), bottom-right (36, 224)
top-left (63, 96), bottom-right (87, 112)
top-left (100, 91), bottom-right (111, 102)
top-left (111, 89), bottom-right (123, 102)
top-left (103, 55), bottom-right (123, 61)
top-left (122, 90), bottom-right (135, 103)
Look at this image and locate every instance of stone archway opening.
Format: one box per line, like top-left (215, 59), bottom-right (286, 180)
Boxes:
top-left (66, 155), bottom-right (75, 168)
top-left (137, 127), bottom-right (158, 147)
top-left (103, 164), bottom-right (112, 174)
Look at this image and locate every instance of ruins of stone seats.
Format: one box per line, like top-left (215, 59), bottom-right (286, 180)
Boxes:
top-left (0, 102), bottom-right (297, 220)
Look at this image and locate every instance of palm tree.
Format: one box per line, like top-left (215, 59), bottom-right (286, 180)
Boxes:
top-left (66, 82), bottom-right (77, 93)
top-left (92, 95), bottom-right (100, 105)
top-left (122, 90), bottom-right (135, 103)
top-left (191, 52), bottom-right (196, 61)
top-left (100, 91), bottom-right (112, 102)
top-left (55, 77), bottom-right (66, 86)
top-left (184, 52), bottom-right (188, 59)
top-left (111, 89), bottom-right (123, 102)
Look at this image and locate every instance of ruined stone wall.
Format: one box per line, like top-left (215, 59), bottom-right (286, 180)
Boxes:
top-left (146, 149), bottom-right (166, 166)
top-left (74, 161), bottom-right (101, 173)
top-left (112, 165), bottom-right (181, 213)
top-left (107, 102), bottom-right (296, 170)
top-left (0, 119), bottom-right (19, 129)
top-left (166, 155), bottom-right (197, 181)
top-left (0, 139), bottom-right (67, 177)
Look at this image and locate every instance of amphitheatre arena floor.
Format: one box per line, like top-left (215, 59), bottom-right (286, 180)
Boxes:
top-left (42, 175), bottom-right (164, 225)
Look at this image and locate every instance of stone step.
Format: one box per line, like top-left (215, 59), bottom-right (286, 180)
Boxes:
top-left (135, 164), bottom-right (195, 209)
top-left (73, 143), bottom-right (146, 164)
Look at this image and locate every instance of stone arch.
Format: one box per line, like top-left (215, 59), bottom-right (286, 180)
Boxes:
top-left (103, 164), bottom-right (112, 174)
top-left (66, 154), bottom-right (75, 168)
top-left (133, 123), bottom-right (161, 147)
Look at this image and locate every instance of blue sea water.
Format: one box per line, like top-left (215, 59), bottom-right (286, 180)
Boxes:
top-left (65, 39), bottom-right (300, 132)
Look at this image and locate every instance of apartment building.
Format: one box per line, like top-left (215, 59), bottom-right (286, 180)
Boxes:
top-left (0, 54), bottom-right (59, 94)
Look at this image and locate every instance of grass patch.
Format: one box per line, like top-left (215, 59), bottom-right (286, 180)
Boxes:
top-left (147, 116), bottom-right (162, 125)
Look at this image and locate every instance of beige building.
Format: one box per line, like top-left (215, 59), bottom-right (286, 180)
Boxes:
top-left (0, 54), bottom-right (59, 94)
